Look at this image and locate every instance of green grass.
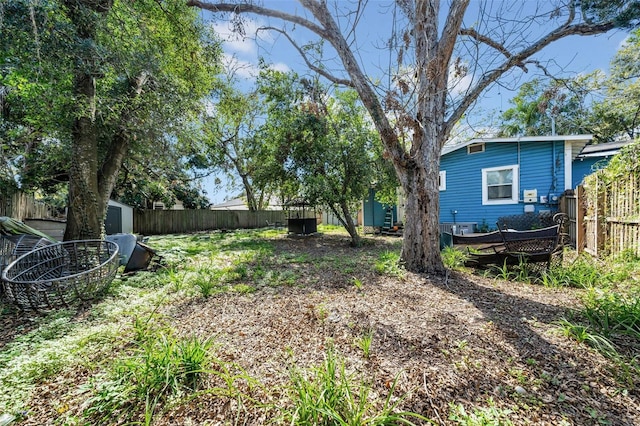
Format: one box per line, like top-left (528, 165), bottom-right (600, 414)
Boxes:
top-left (441, 246), bottom-right (468, 270)
top-left (581, 288), bottom-right (640, 340)
top-left (284, 346), bottom-right (428, 425)
top-left (448, 398), bottom-right (514, 426)
top-left (353, 329), bottom-right (374, 359)
top-left (84, 327), bottom-right (213, 424)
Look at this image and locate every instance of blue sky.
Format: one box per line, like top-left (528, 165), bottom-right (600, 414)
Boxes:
top-left (199, 2), bottom-right (630, 204)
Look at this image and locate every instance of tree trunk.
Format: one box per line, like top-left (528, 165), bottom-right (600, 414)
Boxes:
top-left (64, 73), bottom-right (103, 240)
top-left (187, 0), bottom-right (623, 273)
top-left (63, 0), bottom-right (113, 240)
top-left (398, 151), bottom-right (444, 274)
top-left (339, 201), bottom-right (361, 247)
top-left (240, 173), bottom-right (258, 211)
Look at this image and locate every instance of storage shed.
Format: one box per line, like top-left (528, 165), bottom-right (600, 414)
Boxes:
top-left (105, 200), bottom-right (134, 235)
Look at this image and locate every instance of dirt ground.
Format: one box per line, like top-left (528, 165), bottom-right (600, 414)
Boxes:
top-left (3, 232), bottom-right (640, 425)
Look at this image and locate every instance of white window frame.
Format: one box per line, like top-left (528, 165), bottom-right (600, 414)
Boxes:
top-left (439, 171), bottom-right (446, 191)
top-left (467, 143), bottom-right (485, 154)
top-left (481, 164), bottom-right (519, 205)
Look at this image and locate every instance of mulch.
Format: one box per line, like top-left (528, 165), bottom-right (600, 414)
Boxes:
top-left (3, 233), bottom-right (639, 425)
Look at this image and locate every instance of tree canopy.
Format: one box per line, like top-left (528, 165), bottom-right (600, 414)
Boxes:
top-left (498, 76), bottom-right (596, 137)
top-left (498, 26), bottom-right (640, 143)
top-left (0, 0), bottom-right (220, 237)
top-left (589, 28), bottom-right (640, 141)
top-left (257, 70), bottom-right (388, 246)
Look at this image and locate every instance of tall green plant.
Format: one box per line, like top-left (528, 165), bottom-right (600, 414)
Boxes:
top-left (285, 347), bottom-right (428, 425)
top-left (85, 330), bottom-right (213, 424)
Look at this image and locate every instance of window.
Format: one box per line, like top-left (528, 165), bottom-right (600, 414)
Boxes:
top-left (482, 165), bottom-right (519, 205)
top-left (467, 143), bottom-right (485, 154)
top-left (439, 171), bottom-right (446, 191)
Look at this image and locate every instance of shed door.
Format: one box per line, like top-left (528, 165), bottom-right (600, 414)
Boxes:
top-left (105, 205), bottom-right (122, 234)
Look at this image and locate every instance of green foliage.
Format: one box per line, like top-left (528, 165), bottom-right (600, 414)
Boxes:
top-left (580, 0), bottom-right (640, 29)
top-left (488, 260), bottom-right (516, 281)
top-left (257, 70), bottom-right (393, 246)
top-left (353, 329), bottom-right (374, 359)
top-left (581, 288), bottom-right (640, 340)
top-left (0, 0), bottom-right (220, 208)
top-left (192, 270), bottom-right (222, 298)
top-left (203, 82), bottom-right (272, 211)
top-left (585, 140), bottom-right (640, 188)
top-left (498, 77), bottom-right (594, 137)
top-left (374, 250), bottom-right (405, 278)
top-left (555, 318), bottom-right (617, 355)
top-left (85, 328), bottom-right (213, 424)
top-left (352, 276), bottom-right (364, 290)
top-left (448, 398), bottom-right (514, 426)
top-left (441, 246), bottom-right (468, 270)
top-left (588, 29), bottom-right (640, 141)
top-left (284, 346), bottom-right (428, 425)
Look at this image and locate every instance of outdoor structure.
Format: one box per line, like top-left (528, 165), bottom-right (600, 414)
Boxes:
top-left (285, 199), bottom-right (318, 235)
top-left (210, 196), bottom-right (284, 211)
top-left (105, 200), bottom-right (134, 235)
top-left (571, 140), bottom-right (632, 187)
top-left (439, 135), bottom-right (590, 231)
top-left (362, 189), bottom-right (399, 234)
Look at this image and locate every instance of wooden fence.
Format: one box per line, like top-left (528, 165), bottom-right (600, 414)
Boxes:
top-left (134, 209), bottom-right (288, 235)
top-left (0, 192), bottom-right (57, 220)
top-left (561, 174), bottom-right (640, 257)
top-left (601, 172), bottom-right (640, 256)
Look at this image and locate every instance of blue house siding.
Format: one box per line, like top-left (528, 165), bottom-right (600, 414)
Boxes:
top-left (572, 157), bottom-right (610, 188)
top-left (439, 140), bottom-right (566, 230)
top-left (362, 135), bottom-right (624, 234)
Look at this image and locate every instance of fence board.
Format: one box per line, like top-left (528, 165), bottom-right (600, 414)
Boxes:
top-left (134, 209), bottom-right (288, 235)
top-left (578, 166), bottom-right (640, 257)
top-left (0, 192), bottom-right (56, 220)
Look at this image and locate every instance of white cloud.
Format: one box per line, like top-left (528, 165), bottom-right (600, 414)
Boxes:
top-left (211, 21), bottom-right (257, 55)
top-left (211, 19), bottom-right (290, 79)
top-left (269, 62), bottom-right (291, 73)
top-left (210, 18), bottom-right (278, 56)
top-left (221, 53), bottom-right (290, 80)
top-left (448, 59), bottom-right (473, 96)
top-left (222, 53), bottom-right (259, 79)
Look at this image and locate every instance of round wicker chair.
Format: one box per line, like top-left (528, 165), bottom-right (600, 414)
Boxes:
top-left (1, 240), bottom-right (119, 310)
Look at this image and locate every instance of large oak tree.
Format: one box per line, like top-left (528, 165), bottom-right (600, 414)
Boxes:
top-left (1, 0), bottom-right (219, 239)
top-left (188, 0), bottom-right (637, 273)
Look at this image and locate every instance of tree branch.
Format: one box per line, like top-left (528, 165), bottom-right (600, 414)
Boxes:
top-left (257, 26), bottom-right (354, 87)
top-left (188, 0), bottom-right (410, 171)
top-left (185, 1), bottom-right (331, 39)
top-left (438, 0), bottom-right (470, 68)
top-left (444, 19), bottom-right (616, 137)
top-left (459, 28), bottom-right (528, 71)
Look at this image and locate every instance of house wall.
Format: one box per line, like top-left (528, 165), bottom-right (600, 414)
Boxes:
top-left (572, 157), bottom-right (612, 188)
top-left (439, 140), bottom-right (565, 231)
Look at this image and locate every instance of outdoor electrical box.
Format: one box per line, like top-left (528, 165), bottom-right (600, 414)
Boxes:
top-left (523, 189), bottom-right (537, 203)
top-left (549, 193), bottom-right (560, 204)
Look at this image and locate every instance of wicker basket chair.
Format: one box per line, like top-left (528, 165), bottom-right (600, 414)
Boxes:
top-left (1, 240), bottom-right (119, 310)
top-left (1, 234), bottom-right (54, 301)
